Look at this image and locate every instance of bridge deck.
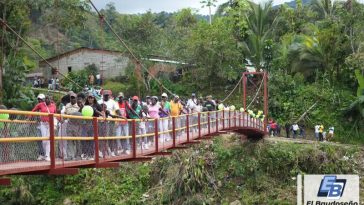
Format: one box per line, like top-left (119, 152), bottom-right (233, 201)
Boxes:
top-left (0, 110), bottom-right (266, 183)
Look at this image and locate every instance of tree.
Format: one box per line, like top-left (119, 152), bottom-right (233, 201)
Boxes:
top-left (338, 0), bottom-right (364, 54)
top-left (241, 1), bottom-right (277, 70)
top-left (344, 70), bottom-right (364, 132)
top-left (311, 0), bottom-right (337, 19)
top-left (200, 0), bottom-right (218, 25)
top-left (2, 55), bottom-right (35, 110)
top-left (0, 0), bottom-right (31, 101)
top-left (174, 8), bottom-right (197, 28)
top-left (287, 34), bottom-right (325, 79)
top-left (185, 18), bottom-right (243, 91)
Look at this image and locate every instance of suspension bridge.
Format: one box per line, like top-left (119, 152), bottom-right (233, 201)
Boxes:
top-left (0, 0), bottom-right (269, 185)
top-left (0, 109), bottom-right (266, 185)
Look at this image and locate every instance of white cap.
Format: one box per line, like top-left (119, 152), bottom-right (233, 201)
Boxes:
top-left (37, 93), bottom-right (45, 100)
top-left (161, 93), bottom-right (168, 98)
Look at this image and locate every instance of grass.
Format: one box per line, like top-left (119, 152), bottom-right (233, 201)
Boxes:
top-left (1, 134), bottom-right (363, 204)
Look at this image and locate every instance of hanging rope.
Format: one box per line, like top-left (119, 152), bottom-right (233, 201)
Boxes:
top-left (246, 72), bottom-right (265, 109)
top-left (88, 0), bottom-right (174, 95)
top-left (221, 75), bottom-right (243, 103)
top-left (99, 15), bottom-right (105, 86)
top-left (55, 0), bottom-right (60, 93)
top-left (0, 18), bottom-right (83, 90)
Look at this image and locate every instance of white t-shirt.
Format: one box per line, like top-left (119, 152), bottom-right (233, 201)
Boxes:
top-left (98, 99), bottom-right (119, 115)
top-left (314, 125), bottom-right (320, 133)
top-left (64, 103), bottom-right (79, 115)
top-left (139, 112), bottom-right (150, 130)
top-left (329, 127), bottom-right (334, 134)
top-left (186, 98), bottom-right (198, 113)
top-left (292, 124), bottom-right (299, 131)
top-left (195, 105), bottom-right (202, 113)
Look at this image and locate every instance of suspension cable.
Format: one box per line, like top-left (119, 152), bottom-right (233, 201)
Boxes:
top-left (99, 15), bottom-right (104, 86)
top-left (88, 0), bottom-right (261, 103)
top-left (246, 72), bottom-right (265, 109)
top-left (0, 18), bottom-right (83, 90)
top-left (87, 0), bottom-right (174, 95)
top-left (221, 75), bottom-right (243, 103)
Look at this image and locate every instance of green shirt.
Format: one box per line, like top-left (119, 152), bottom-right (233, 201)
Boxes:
top-left (164, 101), bottom-right (171, 111)
top-left (128, 105), bottom-right (142, 119)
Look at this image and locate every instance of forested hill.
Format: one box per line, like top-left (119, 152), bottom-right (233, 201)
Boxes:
top-left (0, 0), bottom-right (363, 143)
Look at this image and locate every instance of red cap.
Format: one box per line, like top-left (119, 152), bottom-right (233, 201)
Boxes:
top-left (132, 96), bottom-right (139, 101)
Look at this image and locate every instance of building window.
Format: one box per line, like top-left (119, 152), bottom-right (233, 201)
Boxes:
top-left (68, 66), bottom-right (72, 73)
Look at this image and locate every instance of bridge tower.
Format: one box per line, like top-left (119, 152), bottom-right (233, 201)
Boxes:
top-left (242, 71), bottom-right (268, 130)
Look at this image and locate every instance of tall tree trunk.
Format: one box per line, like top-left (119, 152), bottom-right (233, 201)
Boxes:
top-left (209, 6), bottom-right (212, 25)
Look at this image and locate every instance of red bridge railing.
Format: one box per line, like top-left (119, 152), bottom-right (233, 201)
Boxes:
top-left (0, 109), bottom-right (265, 180)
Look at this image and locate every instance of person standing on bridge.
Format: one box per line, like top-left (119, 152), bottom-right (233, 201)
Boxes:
top-left (204, 95), bottom-right (216, 129)
top-left (116, 92), bottom-right (130, 155)
top-left (31, 95), bottom-right (57, 161)
top-left (62, 92), bottom-right (80, 160)
top-left (204, 95), bottom-right (216, 112)
top-left (187, 93), bottom-right (199, 133)
top-left (161, 93), bottom-right (171, 112)
top-left (82, 92), bottom-right (103, 159)
top-left (148, 96), bottom-right (162, 142)
top-left (127, 96), bottom-right (143, 152)
top-left (34, 94), bottom-right (46, 160)
top-left (170, 95), bottom-right (183, 138)
top-left (98, 90), bottom-right (121, 157)
top-left (160, 94), bottom-right (171, 142)
top-left (145, 96), bottom-right (152, 106)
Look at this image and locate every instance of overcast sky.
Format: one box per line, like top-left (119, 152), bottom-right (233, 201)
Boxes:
top-left (91, 0), bottom-right (291, 15)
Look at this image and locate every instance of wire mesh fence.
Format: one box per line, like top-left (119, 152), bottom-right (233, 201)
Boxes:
top-left (175, 115), bottom-right (187, 145)
top-left (189, 113), bottom-right (199, 140)
top-left (136, 119), bottom-right (155, 155)
top-left (0, 109), bottom-right (265, 176)
top-left (56, 114), bottom-right (95, 164)
top-left (97, 118), bottom-right (134, 161)
top-left (0, 111), bottom-right (51, 174)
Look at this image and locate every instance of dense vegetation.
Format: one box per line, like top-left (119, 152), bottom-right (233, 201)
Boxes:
top-left (1, 135), bottom-right (363, 204)
top-left (0, 0), bottom-right (363, 143)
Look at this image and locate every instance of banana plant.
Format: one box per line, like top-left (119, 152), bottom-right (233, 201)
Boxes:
top-left (344, 70), bottom-right (364, 120)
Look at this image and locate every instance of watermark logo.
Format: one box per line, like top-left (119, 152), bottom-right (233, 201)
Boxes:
top-left (317, 176), bottom-right (346, 199)
top-left (297, 174), bottom-right (359, 205)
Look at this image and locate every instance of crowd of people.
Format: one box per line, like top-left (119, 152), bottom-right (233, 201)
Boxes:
top-left (314, 124), bottom-right (335, 142)
top-left (32, 77), bottom-right (60, 90)
top-left (28, 90), bottom-right (222, 161)
top-left (32, 72), bottom-right (102, 90)
top-left (267, 120), bottom-right (334, 142)
top-left (2, 85), bottom-right (337, 162)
